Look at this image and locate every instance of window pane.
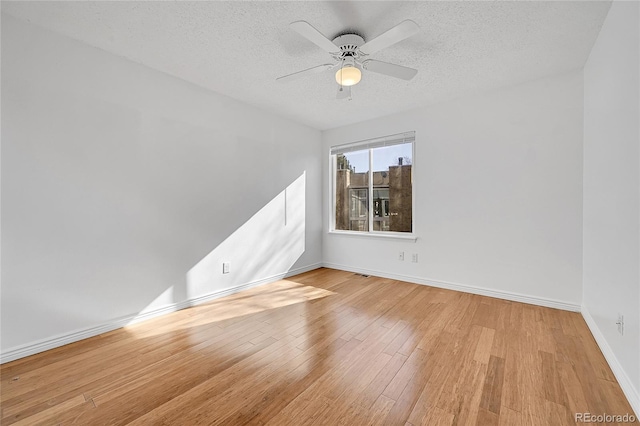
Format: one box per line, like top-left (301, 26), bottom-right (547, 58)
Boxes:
top-left (371, 143), bottom-right (412, 233)
top-left (335, 150), bottom-right (369, 231)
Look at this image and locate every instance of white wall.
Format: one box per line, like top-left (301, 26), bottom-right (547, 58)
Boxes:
top-left (1, 15), bottom-right (322, 358)
top-left (323, 71), bottom-right (584, 309)
top-left (583, 0), bottom-right (640, 412)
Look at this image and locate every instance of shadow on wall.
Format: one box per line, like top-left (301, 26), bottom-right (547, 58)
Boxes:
top-left (0, 172), bottom-right (308, 362)
top-left (135, 171), bottom-right (307, 317)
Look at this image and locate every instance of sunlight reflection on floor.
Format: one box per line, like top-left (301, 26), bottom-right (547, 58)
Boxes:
top-left (124, 279), bottom-right (335, 338)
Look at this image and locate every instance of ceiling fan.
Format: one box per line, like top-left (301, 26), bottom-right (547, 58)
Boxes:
top-left (277, 20), bottom-right (420, 99)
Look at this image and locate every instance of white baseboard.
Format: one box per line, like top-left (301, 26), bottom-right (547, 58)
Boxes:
top-left (0, 263), bottom-right (322, 364)
top-left (321, 262), bottom-right (581, 312)
top-left (581, 306), bottom-right (640, 417)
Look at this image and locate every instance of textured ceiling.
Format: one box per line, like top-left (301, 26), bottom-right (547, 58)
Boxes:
top-left (3, 1), bottom-right (611, 130)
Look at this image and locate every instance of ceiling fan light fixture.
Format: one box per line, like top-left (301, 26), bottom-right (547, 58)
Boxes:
top-left (335, 63), bottom-right (361, 87)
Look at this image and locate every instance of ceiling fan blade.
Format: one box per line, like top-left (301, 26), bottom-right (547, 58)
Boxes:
top-left (276, 64), bottom-right (335, 83)
top-left (290, 21), bottom-right (340, 53)
top-left (336, 85), bottom-right (351, 99)
top-left (358, 20), bottom-right (420, 55)
top-left (363, 60), bottom-right (418, 80)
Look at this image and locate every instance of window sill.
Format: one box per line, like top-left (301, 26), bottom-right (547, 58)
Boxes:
top-left (327, 230), bottom-right (418, 242)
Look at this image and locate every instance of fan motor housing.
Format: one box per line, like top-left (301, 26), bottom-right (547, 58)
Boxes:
top-left (332, 34), bottom-right (365, 59)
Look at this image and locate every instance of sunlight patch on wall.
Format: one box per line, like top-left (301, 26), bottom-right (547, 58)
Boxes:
top-left (186, 172), bottom-right (307, 301)
top-left (136, 286), bottom-right (174, 315)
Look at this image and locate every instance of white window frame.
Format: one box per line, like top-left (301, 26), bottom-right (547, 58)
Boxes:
top-left (329, 131), bottom-right (417, 241)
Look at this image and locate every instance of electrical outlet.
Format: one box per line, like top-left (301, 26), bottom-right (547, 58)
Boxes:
top-left (398, 251), bottom-right (404, 261)
top-left (223, 262), bottom-right (230, 274)
top-left (412, 253), bottom-right (418, 263)
top-left (616, 314), bottom-right (624, 335)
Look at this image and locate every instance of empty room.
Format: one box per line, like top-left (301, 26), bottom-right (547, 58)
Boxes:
top-left (1, 1), bottom-right (638, 425)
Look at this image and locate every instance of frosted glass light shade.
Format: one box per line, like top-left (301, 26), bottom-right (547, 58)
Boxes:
top-left (335, 66), bottom-right (362, 87)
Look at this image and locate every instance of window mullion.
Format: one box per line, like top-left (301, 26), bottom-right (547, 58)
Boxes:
top-left (368, 148), bottom-right (373, 233)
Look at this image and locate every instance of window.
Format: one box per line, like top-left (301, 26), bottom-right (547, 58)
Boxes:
top-left (331, 132), bottom-right (414, 235)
